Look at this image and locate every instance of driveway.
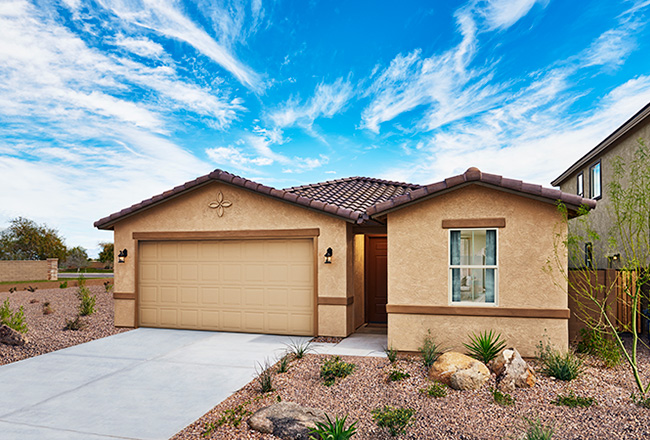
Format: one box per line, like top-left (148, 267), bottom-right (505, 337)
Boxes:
top-left (0, 328), bottom-right (307, 440)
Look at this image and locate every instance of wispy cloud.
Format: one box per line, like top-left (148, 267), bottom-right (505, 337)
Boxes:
top-left (476, 0), bottom-right (548, 30)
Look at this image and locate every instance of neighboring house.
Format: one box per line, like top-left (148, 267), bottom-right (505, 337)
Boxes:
top-left (551, 102), bottom-right (650, 269)
top-left (95, 167), bottom-right (594, 356)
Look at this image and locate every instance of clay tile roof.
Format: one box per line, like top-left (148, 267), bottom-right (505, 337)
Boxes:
top-left (284, 176), bottom-right (421, 214)
top-left (367, 167), bottom-right (596, 217)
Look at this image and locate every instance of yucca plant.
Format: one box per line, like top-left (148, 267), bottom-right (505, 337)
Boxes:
top-left (419, 330), bottom-right (442, 367)
top-left (287, 338), bottom-right (314, 359)
top-left (309, 414), bottom-right (357, 440)
top-left (463, 330), bottom-right (506, 364)
top-left (522, 417), bottom-right (555, 440)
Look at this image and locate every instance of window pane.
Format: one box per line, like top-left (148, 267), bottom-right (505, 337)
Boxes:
top-left (450, 231), bottom-right (461, 265)
top-left (460, 230), bottom-right (486, 265)
top-left (577, 174), bottom-right (583, 197)
top-left (485, 269), bottom-right (495, 303)
top-left (485, 230), bottom-right (496, 265)
top-left (451, 268), bottom-right (461, 302)
top-left (591, 163), bottom-right (601, 198)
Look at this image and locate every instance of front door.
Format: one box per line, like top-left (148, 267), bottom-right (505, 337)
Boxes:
top-left (365, 236), bottom-right (388, 324)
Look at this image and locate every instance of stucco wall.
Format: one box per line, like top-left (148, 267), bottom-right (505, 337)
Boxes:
top-left (353, 234), bottom-right (365, 330)
top-left (0, 259), bottom-right (58, 282)
top-left (558, 125), bottom-right (650, 269)
top-left (111, 181), bottom-right (352, 336)
top-left (386, 184), bottom-right (569, 357)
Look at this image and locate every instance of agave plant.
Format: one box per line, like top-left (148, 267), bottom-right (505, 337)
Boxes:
top-left (463, 330), bottom-right (506, 364)
top-left (309, 414), bottom-right (357, 440)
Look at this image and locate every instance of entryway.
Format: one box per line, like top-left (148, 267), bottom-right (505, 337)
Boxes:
top-left (365, 235), bottom-right (388, 324)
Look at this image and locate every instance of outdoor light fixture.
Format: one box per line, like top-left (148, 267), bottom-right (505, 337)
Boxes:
top-left (607, 253), bottom-right (621, 269)
top-left (324, 247), bottom-right (333, 264)
top-left (118, 249), bottom-right (128, 264)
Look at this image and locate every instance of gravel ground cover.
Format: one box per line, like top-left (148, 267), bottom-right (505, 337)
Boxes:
top-left (173, 338), bottom-right (650, 440)
top-left (0, 285), bottom-right (130, 365)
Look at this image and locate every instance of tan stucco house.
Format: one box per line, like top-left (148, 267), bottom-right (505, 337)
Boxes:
top-left (95, 167), bottom-right (595, 356)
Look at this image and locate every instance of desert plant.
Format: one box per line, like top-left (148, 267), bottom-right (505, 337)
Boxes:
top-left (537, 339), bottom-right (582, 381)
top-left (551, 390), bottom-right (595, 408)
top-left (103, 281), bottom-right (113, 293)
top-left (277, 354), bottom-right (290, 373)
top-left (24, 285), bottom-right (37, 292)
top-left (64, 316), bottom-right (86, 331)
top-left (420, 381), bottom-right (448, 398)
top-left (255, 360), bottom-right (274, 393)
top-left (371, 406), bottom-right (415, 437)
top-left (287, 338), bottom-right (313, 359)
top-left (490, 387), bottom-right (515, 406)
top-left (631, 393), bottom-right (650, 409)
top-left (320, 356), bottom-right (355, 386)
top-left (59, 281), bottom-right (68, 289)
top-left (463, 330), bottom-right (507, 364)
top-left (42, 301), bottom-right (54, 315)
top-left (77, 286), bottom-right (96, 316)
top-left (77, 275), bottom-right (86, 287)
top-left (521, 417), bottom-right (555, 440)
top-left (576, 327), bottom-right (621, 368)
top-left (309, 414), bottom-right (357, 440)
top-left (0, 298), bottom-right (28, 333)
top-left (384, 345), bottom-right (398, 363)
top-left (387, 369), bottom-right (410, 382)
top-left (419, 330), bottom-right (442, 367)
top-left (8, 287), bottom-right (17, 293)
top-left (216, 403), bottom-right (252, 427)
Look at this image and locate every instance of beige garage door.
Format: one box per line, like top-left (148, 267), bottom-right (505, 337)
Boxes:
top-left (138, 239), bottom-right (314, 335)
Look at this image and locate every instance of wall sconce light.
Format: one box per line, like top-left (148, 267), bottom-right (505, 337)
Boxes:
top-left (324, 247), bottom-right (333, 264)
top-left (607, 253), bottom-right (620, 269)
top-left (118, 249), bottom-right (128, 263)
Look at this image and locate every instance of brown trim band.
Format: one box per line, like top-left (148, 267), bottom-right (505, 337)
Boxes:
top-left (386, 304), bottom-right (569, 319)
top-left (133, 228), bottom-right (320, 241)
top-left (113, 292), bottom-right (136, 300)
top-left (318, 296), bottom-right (354, 306)
top-left (442, 218), bottom-right (506, 229)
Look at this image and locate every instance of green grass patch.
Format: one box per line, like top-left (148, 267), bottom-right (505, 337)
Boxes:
top-left (551, 390), bottom-right (595, 408)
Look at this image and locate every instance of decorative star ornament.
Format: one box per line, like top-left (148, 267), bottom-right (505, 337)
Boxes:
top-left (208, 191), bottom-right (232, 217)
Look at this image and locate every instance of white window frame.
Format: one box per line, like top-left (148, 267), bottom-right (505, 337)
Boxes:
top-left (589, 161), bottom-right (602, 200)
top-left (448, 228), bottom-right (499, 307)
top-left (577, 172), bottom-right (584, 197)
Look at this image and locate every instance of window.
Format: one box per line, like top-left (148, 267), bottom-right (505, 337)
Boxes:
top-left (589, 161), bottom-right (601, 199)
top-left (449, 229), bottom-right (497, 304)
top-left (577, 172), bottom-right (584, 197)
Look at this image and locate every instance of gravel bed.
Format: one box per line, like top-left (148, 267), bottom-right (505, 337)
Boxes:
top-left (173, 338), bottom-right (650, 440)
top-left (0, 285), bottom-right (130, 365)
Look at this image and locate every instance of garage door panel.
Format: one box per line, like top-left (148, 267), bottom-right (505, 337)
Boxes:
top-left (139, 239), bottom-right (314, 336)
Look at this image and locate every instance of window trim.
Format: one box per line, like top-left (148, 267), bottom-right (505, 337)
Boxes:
top-left (576, 172), bottom-right (584, 197)
top-left (448, 228), bottom-right (499, 307)
top-left (589, 161), bottom-right (602, 200)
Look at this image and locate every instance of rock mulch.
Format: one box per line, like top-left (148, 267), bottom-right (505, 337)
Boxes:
top-left (0, 285), bottom-right (130, 365)
top-left (173, 340), bottom-right (650, 440)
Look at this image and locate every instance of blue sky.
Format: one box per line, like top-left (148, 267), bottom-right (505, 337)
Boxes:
top-left (2, 0), bottom-right (650, 257)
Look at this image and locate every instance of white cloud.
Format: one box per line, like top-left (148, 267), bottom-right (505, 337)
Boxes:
top-left (477, 0), bottom-right (547, 31)
top-left (207, 145), bottom-right (273, 171)
top-left (114, 36), bottom-right (165, 57)
top-left (583, 28), bottom-right (636, 68)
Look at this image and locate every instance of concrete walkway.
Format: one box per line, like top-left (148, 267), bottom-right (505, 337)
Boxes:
top-left (0, 328), bottom-right (385, 440)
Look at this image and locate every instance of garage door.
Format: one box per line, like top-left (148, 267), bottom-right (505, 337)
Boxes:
top-left (138, 239), bottom-right (314, 335)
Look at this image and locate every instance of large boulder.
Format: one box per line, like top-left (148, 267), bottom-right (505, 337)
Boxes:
top-left (428, 352), bottom-right (490, 390)
top-left (490, 348), bottom-right (536, 392)
top-left (248, 402), bottom-right (325, 440)
top-left (0, 324), bottom-right (28, 346)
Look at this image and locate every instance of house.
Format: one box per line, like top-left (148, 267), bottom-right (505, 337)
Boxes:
top-left (95, 167), bottom-right (594, 356)
top-left (551, 102), bottom-right (650, 269)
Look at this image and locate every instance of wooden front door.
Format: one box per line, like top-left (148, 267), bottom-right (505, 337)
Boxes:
top-left (365, 236), bottom-right (388, 324)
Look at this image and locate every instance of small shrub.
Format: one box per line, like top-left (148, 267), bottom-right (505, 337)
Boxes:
top-left (537, 339), bottom-right (582, 381)
top-left (255, 360), bottom-right (274, 393)
top-left (551, 390), bottom-right (595, 408)
top-left (521, 417), bottom-right (555, 440)
top-left (287, 339), bottom-right (313, 359)
top-left (277, 354), bottom-right (290, 373)
top-left (77, 286), bottom-right (96, 316)
top-left (59, 281), bottom-right (68, 289)
top-left (103, 281), bottom-right (113, 293)
top-left (64, 316), bottom-right (86, 331)
top-left (371, 406), bottom-right (415, 437)
top-left (8, 287), bottom-right (17, 293)
top-left (463, 330), bottom-right (507, 364)
top-left (24, 285), bottom-right (37, 292)
top-left (77, 275), bottom-right (86, 288)
top-left (216, 403), bottom-right (252, 427)
top-left (43, 301), bottom-right (54, 315)
top-left (631, 393), bottom-right (650, 409)
top-left (0, 298), bottom-right (28, 333)
top-left (576, 327), bottom-right (621, 367)
top-left (419, 330), bottom-right (442, 368)
top-left (384, 345), bottom-right (398, 363)
top-left (202, 421), bottom-right (218, 437)
top-left (387, 369), bottom-right (410, 382)
top-left (490, 387), bottom-right (515, 406)
top-left (320, 356), bottom-right (355, 386)
top-left (309, 414), bottom-right (357, 440)
top-left (420, 381), bottom-right (448, 398)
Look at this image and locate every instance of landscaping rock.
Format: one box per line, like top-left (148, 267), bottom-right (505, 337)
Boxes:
top-left (248, 402), bottom-right (325, 440)
top-left (490, 348), bottom-right (536, 392)
top-left (429, 352), bottom-right (490, 390)
top-left (0, 324), bottom-right (28, 346)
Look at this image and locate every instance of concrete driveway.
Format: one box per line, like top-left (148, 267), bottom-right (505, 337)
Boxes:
top-left (0, 328), bottom-right (307, 440)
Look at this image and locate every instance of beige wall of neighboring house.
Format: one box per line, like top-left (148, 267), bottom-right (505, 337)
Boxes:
top-left (111, 181), bottom-right (353, 337)
top-left (385, 185), bottom-right (569, 357)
